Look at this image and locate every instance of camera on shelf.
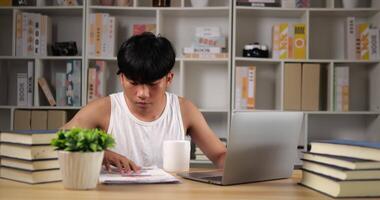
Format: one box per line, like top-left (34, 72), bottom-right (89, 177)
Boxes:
top-left (51, 41), bottom-right (78, 56)
top-left (242, 42), bottom-right (269, 58)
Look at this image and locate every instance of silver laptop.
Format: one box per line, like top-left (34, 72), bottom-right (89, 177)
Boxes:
top-left (178, 111), bottom-right (303, 186)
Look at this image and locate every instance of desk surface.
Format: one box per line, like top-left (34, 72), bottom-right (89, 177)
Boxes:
top-left (0, 170), bottom-right (371, 200)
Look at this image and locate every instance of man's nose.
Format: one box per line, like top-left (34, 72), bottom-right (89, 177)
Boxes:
top-left (136, 85), bottom-right (149, 99)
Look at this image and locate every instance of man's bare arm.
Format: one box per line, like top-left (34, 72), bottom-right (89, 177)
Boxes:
top-left (61, 97), bottom-right (111, 130)
top-left (181, 99), bottom-right (227, 168)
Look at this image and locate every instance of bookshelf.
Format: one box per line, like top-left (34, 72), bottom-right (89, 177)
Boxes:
top-left (232, 0), bottom-right (380, 158)
top-left (1, 0), bottom-right (380, 165)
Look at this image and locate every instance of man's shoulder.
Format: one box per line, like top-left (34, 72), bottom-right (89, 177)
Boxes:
top-left (86, 96), bottom-right (111, 113)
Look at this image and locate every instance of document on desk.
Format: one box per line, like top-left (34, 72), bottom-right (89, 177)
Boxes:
top-left (99, 166), bottom-right (180, 184)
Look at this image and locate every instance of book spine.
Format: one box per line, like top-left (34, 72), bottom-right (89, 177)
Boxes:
top-left (288, 23), bottom-right (294, 59)
top-left (16, 73), bottom-right (28, 106)
top-left (279, 23), bottom-right (289, 59)
top-left (235, 67), bottom-right (244, 109)
top-left (107, 16), bottom-right (116, 57)
top-left (247, 66), bottom-right (256, 109)
top-left (27, 61), bottom-right (34, 107)
top-left (358, 23), bottom-right (370, 60)
top-left (16, 13), bottom-right (23, 56)
top-left (40, 15), bottom-right (47, 57)
top-left (183, 47), bottom-right (222, 54)
top-left (38, 77), bottom-right (56, 106)
top-left (182, 52), bottom-right (228, 59)
top-left (22, 13), bottom-right (29, 56)
top-left (272, 24), bottom-right (280, 59)
top-left (73, 60), bottom-right (82, 106)
top-left (66, 60), bottom-right (74, 106)
top-left (89, 14), bottom-right (95, 56)
top-left (55, 72), bottom-right (66, 106)
top-left (101, 14), bottom-right (108, 57)
top-left (345, 17), bottom-right (356, 60)
top-left (95, 13), bottom-right (104, 57)
top-left (32, 13), bottom-right (41, 56)
top-left (369, 27), bottom-right (379, 60)
top-left (334, 67), bottom-right (349, 112)
top-left (294, 23), bottom-right (306, 59)
top-left (95, 60), bottom-right (106, 99)
top-left (87, 67), bottom-right (96, 103)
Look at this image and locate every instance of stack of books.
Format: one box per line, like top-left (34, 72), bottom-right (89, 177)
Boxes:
top-left (300, 139), bottom-right (380, 198)
top-left (183, 27), bottom-right (228, 59)
top-left (0, 130), bottom-right (61, 184)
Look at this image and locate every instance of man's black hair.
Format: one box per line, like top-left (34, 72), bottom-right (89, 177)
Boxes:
top-left (117, 32), bottom-right (176, 84)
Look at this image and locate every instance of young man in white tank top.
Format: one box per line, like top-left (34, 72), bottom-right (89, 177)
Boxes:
top-left (62, 33), bottom-right (226, 173)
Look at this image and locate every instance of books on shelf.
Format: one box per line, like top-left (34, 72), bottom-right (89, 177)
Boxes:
top-left (300, 139), bottom-right (380, 197)
top-left (183, 26), bottom-right (227, 59)
top-left (89, 13), bottom-right (117, 57)
top-left (283, 63), bottom-right (302, 110)
top-left (16, 73), bottom-right (28, 106)
top-left (0, 0), bottom-right (11, 6)
top-left (16, 12), bottom-right (52, 57)
top-left (31, 110), bottom-right (48, 130)
top-left (13, 110), bottom-right (31, 130)
top-left (301, 64), bottom-right (320, 111)
top-left (345, 17), bottom-right (379, 61)
top-left (133, 24), bottom-right (156, 36)
top-left (272, 23), bottom-right (306, 59)
top-left (87, 61), bottom-right (107, 103)
top-left (334, 66), bottom-right (349, 112)
top-left (0, 167), bottom-right (61, 184)
top-left (56, 72), bottom-right (66, 106)
top-left (38, 77), bottom-right (57, 106)
top-left (66, 60), bottom-right (82, 107)
top-left (235, 66), bottom-right (256, 109)
top-left (47, 110), bottom-right (67, 130)
top-left (300, 170), bottom-right (380, 198)
top-left (303, 152), bottom-right (380, 170)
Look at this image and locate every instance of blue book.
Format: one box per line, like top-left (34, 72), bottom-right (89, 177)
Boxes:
top-left (0, 130), bottom-right (58, 145)
top-left (309, 139), bottom-right (380, 161)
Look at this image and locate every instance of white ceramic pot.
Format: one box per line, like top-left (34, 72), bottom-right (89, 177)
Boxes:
top-left (58, 151), bottom-right (104, 190)
top-left (191, 0), bottom-right (209, 7)
top-left (342, 0), bottom-right (360, 8)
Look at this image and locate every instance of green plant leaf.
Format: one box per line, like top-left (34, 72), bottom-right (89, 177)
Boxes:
top-left (50, 128), bottom-right (115, 152)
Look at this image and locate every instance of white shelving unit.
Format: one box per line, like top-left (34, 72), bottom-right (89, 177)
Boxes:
top-left (232, 0), bottom-right (380, 154)
top-left (1, 0), bottom-right (380, 165)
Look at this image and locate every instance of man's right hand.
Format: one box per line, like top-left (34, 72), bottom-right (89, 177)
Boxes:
top-left (103, 150), bottom-right (141, 174)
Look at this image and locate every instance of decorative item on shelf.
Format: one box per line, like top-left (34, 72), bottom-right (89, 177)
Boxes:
top-left (12, 0), bottom-right (28, 6)
top-left (295, 0), bottom-right (310, 8)
top-left (114, 0), bottom-right (130, 6)
top-left (342, 0), bottom-right (360, 8)
top-left (152, 0), bottom-right (170, 7)
top-left (190, 0), bottom-right (208, 7)
top-left (242, 42), bottom-right (269, 58)
top-left (51, 128), bottom-right (115, 190)
top-left (100, 0), bottom-right (114, 6)
top-left (51, 41), bottom-right (78, 56)
top-left (56, 0), bottom-right (78, 6)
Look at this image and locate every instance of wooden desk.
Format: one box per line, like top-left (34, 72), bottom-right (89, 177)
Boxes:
top-left (0, 170), bottom-right (368, 200)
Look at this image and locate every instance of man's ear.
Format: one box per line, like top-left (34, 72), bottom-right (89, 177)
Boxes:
top-left (166, 72), bottom-right (174, 86)
top-left (119, 73), bottom-right (125, 86)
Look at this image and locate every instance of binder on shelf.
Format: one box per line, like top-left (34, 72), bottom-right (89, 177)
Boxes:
top-left (235, 66), bottom-right (256, 109)
top-left (334, 66), bottom-right (349, 112)
top-left (16, 73), bottom-right (28, 106)
top-left (301, 64), bottom-right (320, 111)
top-left (284, 63), bottom-right (302, 110)
top-left (345, 17), bottom-right (356, 60)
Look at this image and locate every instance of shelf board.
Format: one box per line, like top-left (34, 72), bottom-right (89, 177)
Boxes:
top-left (89, 6), bottom-right (229, 11)
top-left (0, 7), bottom-right (13, 15)
top-left (305, 111), bottom-right (380, 115)
top-left (199, 109), bottom-right (229, 113)
top-left (236, 7), bottom-right (306, 18)
top-left (88, 56), bottom-right (117, 61)
top-left (235, 57), bottom-right (380, 64)
top-left (309, 8), bottom-right (379, 17)
top-left (0, 106), bottom-right (82, 110)
top-left (15, 6), bottom-right (84, 15)
top-left (0, 56), bottom-right (83, 60)
top-left (181, 57), bottom-right (229, 63)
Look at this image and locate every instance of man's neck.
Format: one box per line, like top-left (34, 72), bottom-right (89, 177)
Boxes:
top-left (123, 93), bottom-right (167, 122)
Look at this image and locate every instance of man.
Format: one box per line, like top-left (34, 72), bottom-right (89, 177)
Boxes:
top-left (62, 32), bottom-right (226, 173)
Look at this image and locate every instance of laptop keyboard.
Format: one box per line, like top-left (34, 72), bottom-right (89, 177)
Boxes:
top-left (202, 176), bottom-right (223, 182)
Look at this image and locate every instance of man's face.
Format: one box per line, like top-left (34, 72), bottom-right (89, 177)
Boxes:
top-left (120, 72), bottom-right (173, 111)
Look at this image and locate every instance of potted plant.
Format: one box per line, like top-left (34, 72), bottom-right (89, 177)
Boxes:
top-left (51, 128), bottom-right (115, 190)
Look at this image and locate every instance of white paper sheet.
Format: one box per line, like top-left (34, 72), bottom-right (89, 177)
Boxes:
top-left (99, 166), bottom-right (180, 184)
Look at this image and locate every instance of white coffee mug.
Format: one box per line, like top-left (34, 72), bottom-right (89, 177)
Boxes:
top-left (163, 140), bottom-right (190, 172)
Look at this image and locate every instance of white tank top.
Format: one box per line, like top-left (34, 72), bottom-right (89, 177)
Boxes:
top-left (107, 92), bottom-right (185, 168)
